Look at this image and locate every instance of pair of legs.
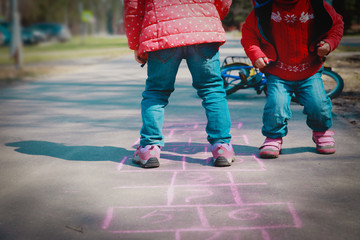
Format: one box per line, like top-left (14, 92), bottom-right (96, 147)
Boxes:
top-left (134, 43), bottom-right (234, 167)
top-left (140, 43), bottom-right (231, 147)
top-left (260, 67), bottom-right (335, 157)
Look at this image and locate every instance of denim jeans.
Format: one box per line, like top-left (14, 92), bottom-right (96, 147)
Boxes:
top-left (262, 67), bottom-right (333, 138)
top-left (140, 43), bottom-right (232, 147)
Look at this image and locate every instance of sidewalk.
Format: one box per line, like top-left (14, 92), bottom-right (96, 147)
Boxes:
top-left (0, 40), bottom-right (359, 240)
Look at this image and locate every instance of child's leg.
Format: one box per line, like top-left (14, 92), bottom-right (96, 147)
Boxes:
top-left (186, 43), bottom-right (231, 145)
top-left (140, 48), bottom-right (182, 147)
top-left (295, 69), bottom-right (333, 131)
top-left (262, 74), bottom-right (294, 138)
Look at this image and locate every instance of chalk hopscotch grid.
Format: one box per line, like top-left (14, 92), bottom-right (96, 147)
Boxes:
top-left (117, 122), bottom-right (265, 172)
top-left (103, 122), bottom-right (302, 239)
top-left (102, 171), bottom-right (302, 238)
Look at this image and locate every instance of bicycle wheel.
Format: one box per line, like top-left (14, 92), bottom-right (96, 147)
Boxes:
top-left (221, 62), bottom-right (255, 96)
top-left (322, 67), bottom-right (344, 99)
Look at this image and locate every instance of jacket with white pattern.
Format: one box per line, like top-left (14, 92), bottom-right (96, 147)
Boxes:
top-left (124, 0), bottom-right (232, 58)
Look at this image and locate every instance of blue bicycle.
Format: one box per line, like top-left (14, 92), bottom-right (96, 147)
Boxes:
top-left (221, 56), bottom-right (344, 99)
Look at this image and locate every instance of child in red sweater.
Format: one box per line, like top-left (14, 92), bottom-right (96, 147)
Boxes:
top-left (241, 0), bottom-right (343, 158)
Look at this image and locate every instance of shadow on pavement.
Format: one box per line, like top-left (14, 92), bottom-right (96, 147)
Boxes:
top-left (281, 147), bottom-right (317, 155)
top-left (5, 141), bottom-right (317, 167)
top-left (5, 140), bottom-right (132, 162)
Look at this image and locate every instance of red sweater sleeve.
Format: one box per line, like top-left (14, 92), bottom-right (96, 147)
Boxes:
top-left (322, 2), bottom-right (344, 53)
top-left (123, 0), bottom-right (146, 50)
top-left (240, 11), bottom-right (268, 66)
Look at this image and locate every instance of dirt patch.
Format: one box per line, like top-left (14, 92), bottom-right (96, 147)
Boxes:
top-left (326, 53), bottom-right (360, 129)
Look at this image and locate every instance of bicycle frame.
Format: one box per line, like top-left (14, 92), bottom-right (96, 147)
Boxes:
top-left (221, 56), bottom-right (344, 99)
top-left (220, 58), bottom-right (267, 95)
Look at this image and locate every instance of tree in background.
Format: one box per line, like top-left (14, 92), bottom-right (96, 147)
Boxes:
top-left (222, 0), bottom-right (252, 30)
top-left (0, 0), bottom-right (359, 35)
top-left (333, 0), bottom-right (360, 33)
top-left (1, 0), bottom-right (124, 35)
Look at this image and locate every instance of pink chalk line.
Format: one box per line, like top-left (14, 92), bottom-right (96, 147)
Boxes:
top-left (185, 190), bottom-right (214, 203)
top-left (102, 207), bottom-right (114, 229)
top-left (104, 203), bottom-right (302, 233)
top-left (242, 135), bottom-right (249, 145)
top-left (167, 171), bottom-right (178, 206)
top-left (196, 206), bottom-right (210, 228)
top-left (108, 202), bottom-right (292, 209)
top-left (227, 172), bottom-right (244, 205)
top-left (187, 137), bottom-right (192, 146)
top-left (113, 182), bottom-right (267, 189)
top-left (175, 230), bottom-right (181, 240)
top-left (116, 156), bottom-right (128, 171)
top-left (252, 154), bottom-right (266, 170)
top-left (261, 229), bottom-right (271, 240)
top-left (116, 168), bottom-right (266, 173)
top-left (108, 223), bottom-right (300, 234)
top-left (107, 202), bottom-right (296, 209)
top-left (132, 138), bottom-right (140, 147)
top-left (287, 202), bottom-right (302, 228)
top-left (182, 156), bottom-right (187, 170)
top-left (168, 129), bottom-right (176, 138)
top-left (233, 156), bottom-right (245, 163)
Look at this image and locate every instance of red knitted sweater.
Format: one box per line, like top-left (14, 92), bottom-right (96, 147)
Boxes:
top-left (265, 0), bottom-right (320, 80)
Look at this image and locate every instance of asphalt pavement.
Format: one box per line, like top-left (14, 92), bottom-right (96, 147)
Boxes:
top-left (0, 38), bottom-right (359, 240)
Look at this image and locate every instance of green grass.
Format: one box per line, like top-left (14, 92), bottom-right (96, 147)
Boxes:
top-left (0, 36), bottom-right (131, 65)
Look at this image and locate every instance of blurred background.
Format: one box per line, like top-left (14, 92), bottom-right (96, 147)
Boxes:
top-left (1, 0), bottom-right (359, 41)
top-left (0, 0), bottom-right (359, 78)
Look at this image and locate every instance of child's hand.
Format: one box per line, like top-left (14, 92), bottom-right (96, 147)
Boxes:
top-left (134, 50), bottom-right (146, 64)
top-left (317, 41), bottom-right (331, 57)
top-left (254, 57), bottom-right (269, 69)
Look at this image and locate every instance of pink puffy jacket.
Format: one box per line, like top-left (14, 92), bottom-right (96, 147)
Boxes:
top-left (124, 0), bottom-right (232, 58)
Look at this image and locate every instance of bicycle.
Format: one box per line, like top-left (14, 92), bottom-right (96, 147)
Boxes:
top-left (221, 56), bottom-right (344, 100)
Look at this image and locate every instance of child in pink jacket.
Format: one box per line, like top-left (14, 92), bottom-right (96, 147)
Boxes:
top-left (124, 0), bottom-right (235, 168)
top-left (241, 0), bottom-right (343, 158)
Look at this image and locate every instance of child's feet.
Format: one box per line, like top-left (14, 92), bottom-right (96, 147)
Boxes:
top-left (312, 130), bottom-right (336, 154)
top-left (133, 145), bottom-right (161, 168)
top-left (211, 143), bottom-right (235, 167)
top-left (259, 137), bottom-right (283, 159)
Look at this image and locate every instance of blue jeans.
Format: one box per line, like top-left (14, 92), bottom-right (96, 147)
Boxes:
top-left (140, 43), bottom-right (232, 147)
top-left (262, 67), bottom-right (333, 138)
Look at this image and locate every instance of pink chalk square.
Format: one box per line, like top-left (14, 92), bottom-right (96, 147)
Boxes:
top-left (235, 185), bottom-right (286, 204)
top-left (169, 185), bottom-right (238, 205)
top-left (103, 206), bottom-right (205, 232)
top-left (200, 203), bottom-right (301, 229)
top-left (173, 171), bottom-right (234, 185)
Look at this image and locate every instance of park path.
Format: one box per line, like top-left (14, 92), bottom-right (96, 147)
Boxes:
top-left (0, 38), bottom-right (359, 240)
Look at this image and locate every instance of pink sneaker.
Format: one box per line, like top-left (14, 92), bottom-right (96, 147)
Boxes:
top-left (259, 137), bottom-right (282, 159)
top-left (313, 130), bottom-right (336, 154)
top-left (211, 143), bottom-right (235, 167)
top-left (133, 145), bottom-right (161, 168)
